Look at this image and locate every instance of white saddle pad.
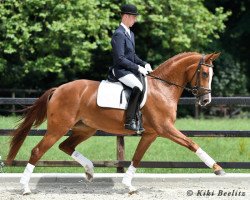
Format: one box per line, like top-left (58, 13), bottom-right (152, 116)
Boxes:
top-left (97, 78), bottom-right (148, 110)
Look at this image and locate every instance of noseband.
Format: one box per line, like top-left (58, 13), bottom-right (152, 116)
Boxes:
top-left (148, 55), bottom-right (214, 98)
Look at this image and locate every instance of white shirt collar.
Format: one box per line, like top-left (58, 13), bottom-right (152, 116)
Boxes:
top-left (120, 22), bottom-right (131, 37)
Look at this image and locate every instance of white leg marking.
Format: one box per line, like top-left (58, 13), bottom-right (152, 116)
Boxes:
top-left (208, 67), bottom-right (213, 103)
top-left (122, 163), bottom-right (137, 192)
top-left (20, 163), bottom-right (35, 195)
top-left (196, 148), bottom-right (216, 168)
top-left (71, 151), bottom-right (94, 181)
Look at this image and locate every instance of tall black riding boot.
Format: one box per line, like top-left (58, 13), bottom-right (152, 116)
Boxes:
top-left (125, 87), bottom-right (142, 131)
top-left (137, 110), bottom-right (145, 133)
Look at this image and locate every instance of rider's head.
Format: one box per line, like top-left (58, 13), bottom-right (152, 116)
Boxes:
top-left (120, 4), bottom-right (139, 28)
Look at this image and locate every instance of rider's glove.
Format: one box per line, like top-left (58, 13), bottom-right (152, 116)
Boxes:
top-left (145, 63), bottom-right (153, 72)
top-left (138, 65), bottom-right (148, 76)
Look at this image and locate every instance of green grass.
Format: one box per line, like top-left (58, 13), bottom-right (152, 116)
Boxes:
top-left (1, 115), bottom-right (250, 130)
top-left (0, 116), bottom-right (249, 173)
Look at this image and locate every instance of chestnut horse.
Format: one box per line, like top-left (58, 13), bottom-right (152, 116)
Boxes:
top-left (7, 52), bottom-right (225, 194)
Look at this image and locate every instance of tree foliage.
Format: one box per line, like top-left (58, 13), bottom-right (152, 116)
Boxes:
top-left (205, 0), bottom-right (249, 96)
top-left (0, 0), bottom-right (234, 94)
top-left (128, 0), bottom-right (230, 65)
top-left (0, 0), bottom-right (117, 88)
top-left (212, 51), bottom-right (247, 96)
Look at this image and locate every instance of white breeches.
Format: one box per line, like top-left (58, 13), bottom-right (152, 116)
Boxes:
top-left (118, 74), bottom-right (143, 91)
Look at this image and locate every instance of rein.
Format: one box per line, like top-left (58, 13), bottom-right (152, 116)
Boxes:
top-left (147, 73), bottom-right (194, 93)
top-left (147, 55), bottom-right (214, 97)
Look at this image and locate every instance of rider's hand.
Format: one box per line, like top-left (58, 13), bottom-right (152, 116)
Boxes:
top-left (138, 65), bottom-right (148, 76)
top-left (145, 63), bottom-right (153, 72)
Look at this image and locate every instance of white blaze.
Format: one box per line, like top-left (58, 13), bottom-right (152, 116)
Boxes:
top-left (208, 67), bottom-right (213, 103)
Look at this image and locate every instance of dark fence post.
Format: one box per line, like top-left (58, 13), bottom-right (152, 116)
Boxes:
top-left (11, 92), bottom-right (16, 113)
top-left (195, 103), bottom-right (200, 119)
top-left (116, 136), bottom-right (125, 173)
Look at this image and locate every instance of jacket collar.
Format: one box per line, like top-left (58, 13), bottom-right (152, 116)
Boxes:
top-left (120, 23), bottom-right (131, 37)
top-left (119, 25), bottom-right (135, 47)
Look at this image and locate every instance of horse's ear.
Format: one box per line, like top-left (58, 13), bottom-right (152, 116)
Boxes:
top-left (205, 52), bottom-right (221, 61)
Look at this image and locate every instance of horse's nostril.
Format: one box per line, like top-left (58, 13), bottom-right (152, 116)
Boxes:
top-left (203, 99), bottom-right (209, 105)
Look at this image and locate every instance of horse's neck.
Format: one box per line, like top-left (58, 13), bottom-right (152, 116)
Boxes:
top-left (149, 78), bottom-right (184, 104)
top-left (150, 58), bottom-right (189, 100)
top-left (150, 53), bottom-right (201, 102)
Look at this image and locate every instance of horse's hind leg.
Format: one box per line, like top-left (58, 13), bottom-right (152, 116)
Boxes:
top-left (159, 125), bottom-right (225, 175)
top-left (20, 117), bottom-right (76, 195)
top-left (20, 129), bottom-right (69, 195)
top-left (59, 122), bottom-right (96, 181)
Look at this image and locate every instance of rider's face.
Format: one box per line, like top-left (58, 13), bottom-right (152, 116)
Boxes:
top-left (122, 14), bottom-right (137, 28)
top-left (127, 15), bottom-right (137, 27)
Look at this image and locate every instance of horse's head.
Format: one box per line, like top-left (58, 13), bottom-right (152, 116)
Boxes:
top-left (187, 53), bottom-right (220, 106)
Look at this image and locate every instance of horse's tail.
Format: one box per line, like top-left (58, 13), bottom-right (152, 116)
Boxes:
top-left (7, 88), bottom-right (56, 164)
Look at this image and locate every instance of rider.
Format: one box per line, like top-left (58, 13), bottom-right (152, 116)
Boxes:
top-left (110, 4), bottom-right (152, 132)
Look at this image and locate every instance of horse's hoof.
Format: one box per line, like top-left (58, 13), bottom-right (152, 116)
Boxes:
top-left (21, 184), bottom-right (31, 195)
top-left (122, 180), bottom-right (137, 195)
top-left (214, 169), bottom-right (226, 176)
top-left (23, 191), bottom-right (31, 195)
top-left (22, 187), bottom-right (31, 195)
top-left (85, 165), bottom-right (94, 182)
top-left (85, 172), bottom-right (93, 182)
top-left (128, 186), bottom-right (138, 195)
top-left (122, 178), bottom-right (130, 187)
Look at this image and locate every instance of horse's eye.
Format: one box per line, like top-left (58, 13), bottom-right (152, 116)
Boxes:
top-left (202, 72), bottom-right (208, 78)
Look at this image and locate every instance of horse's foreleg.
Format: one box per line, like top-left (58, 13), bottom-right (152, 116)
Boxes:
top-left (59, 124), bottom-right (96, 181)
top-left (159, 125), bottom-right (225, 175)
top-left (122, 133), bottom-right (157, 192)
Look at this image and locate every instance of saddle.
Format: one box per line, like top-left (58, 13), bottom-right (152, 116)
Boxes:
top-left (97, 74), bottom-right (148, 110)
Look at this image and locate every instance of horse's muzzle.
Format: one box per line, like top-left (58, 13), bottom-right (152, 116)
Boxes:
top-left (198, 93), bottom-right (211, 107)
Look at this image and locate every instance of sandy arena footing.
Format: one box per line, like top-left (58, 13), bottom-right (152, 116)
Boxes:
top-left (0, 173), bottom-right (249, 200)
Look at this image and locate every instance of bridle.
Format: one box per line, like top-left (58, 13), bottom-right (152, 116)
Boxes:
top-left (147, 55), bottom-right (214, 98)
